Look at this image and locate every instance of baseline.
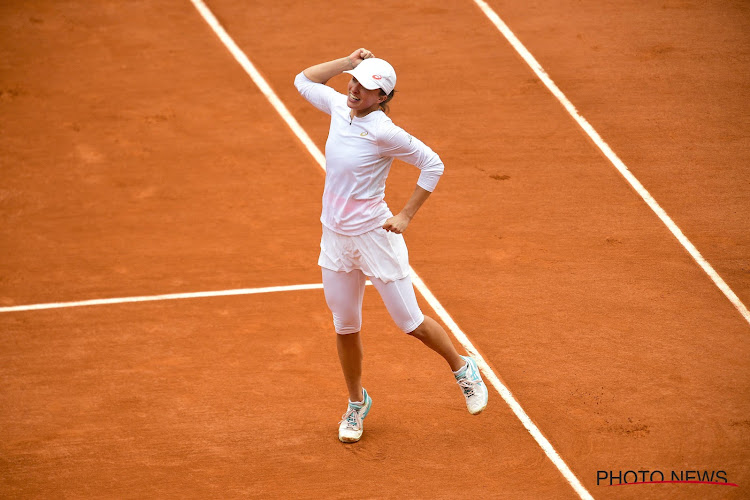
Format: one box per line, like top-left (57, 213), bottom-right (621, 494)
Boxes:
top-left (473, 0), bottom-right (750, 325)
top-left (188, 1), bottom-right (594, 499)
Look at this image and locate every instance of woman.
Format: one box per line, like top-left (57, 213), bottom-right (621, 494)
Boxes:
top-left (295, 48), bottom-right (488, 443)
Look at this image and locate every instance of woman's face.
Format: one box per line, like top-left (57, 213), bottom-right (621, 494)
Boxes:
top-left (347, 77), bottom-right (384, 115)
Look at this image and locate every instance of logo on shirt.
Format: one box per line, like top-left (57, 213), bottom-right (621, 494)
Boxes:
top-left (360, 131), bottom-right (368, 137)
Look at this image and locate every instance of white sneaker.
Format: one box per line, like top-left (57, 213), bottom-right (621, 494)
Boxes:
top-left (454, 356), bottom-right (488, 415)
top-left (338, 388), bottom-right (372, 443)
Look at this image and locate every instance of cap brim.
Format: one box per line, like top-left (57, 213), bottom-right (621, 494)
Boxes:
top-left (343, 68), bottom-right (380, 91)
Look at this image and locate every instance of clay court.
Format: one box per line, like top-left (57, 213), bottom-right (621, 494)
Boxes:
top-left (1, 0), bottom-right (749, 498)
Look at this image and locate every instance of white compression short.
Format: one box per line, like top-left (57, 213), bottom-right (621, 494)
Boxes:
top-left (321, 267), bottom-right (425, 335)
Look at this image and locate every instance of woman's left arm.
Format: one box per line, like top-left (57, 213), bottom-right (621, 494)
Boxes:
top-left (382, 186), bottom-right (432, 234)
top-left (380, 125), bottom-right (444, 234)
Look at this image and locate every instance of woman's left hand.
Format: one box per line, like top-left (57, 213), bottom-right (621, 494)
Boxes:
top-left (382, 213), bottom-right (411, 234)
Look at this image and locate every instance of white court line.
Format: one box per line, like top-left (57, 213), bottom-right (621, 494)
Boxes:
top-left (188, 1), bottom-right (594, 499)
top-left (0, 283), bottom-right (334, 313)
top-left (189, 0), bottom-right (325, 170)
top-left (411, 274), bottom-right (594, 500)
top-left (473, 0), bottom-right (750, 327)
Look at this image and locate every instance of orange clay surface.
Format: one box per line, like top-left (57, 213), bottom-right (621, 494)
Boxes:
top-left (1, 1), bottom-right (748, 499)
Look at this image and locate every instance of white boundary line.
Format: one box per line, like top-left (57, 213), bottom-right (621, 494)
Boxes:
top-left (473, 0), bottom-right (750, 326)
top-left (189, 0), bottom-right (325, 170)
top-left (188, 1), bottom-right (594, 498)
top-left (411, 274), bottom-right (594, 500)
top-left (0, 283), bottom-right (337, 313)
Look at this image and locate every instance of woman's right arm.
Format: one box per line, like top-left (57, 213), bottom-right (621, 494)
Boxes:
top-left (303, 48), bottom-right (374, 84)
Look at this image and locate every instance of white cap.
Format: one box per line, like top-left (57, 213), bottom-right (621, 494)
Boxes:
top-left (343, 58), bottom-right (397, 95)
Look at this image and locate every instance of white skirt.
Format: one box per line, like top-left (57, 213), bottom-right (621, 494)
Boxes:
top-left (318, 224), bottom-right (411, 283)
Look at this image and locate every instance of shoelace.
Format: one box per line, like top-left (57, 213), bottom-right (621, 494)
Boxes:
top-left (340, 407), bottom-right (362, 430)
top-left (457, 378), bottom-right (476, 398)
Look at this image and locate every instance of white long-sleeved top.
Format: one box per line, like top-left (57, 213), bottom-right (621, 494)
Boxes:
top-left (294, 72), bottom-right (444, 236)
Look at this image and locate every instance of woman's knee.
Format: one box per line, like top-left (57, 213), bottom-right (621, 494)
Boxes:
top-left (405, 317), bottom-right (427, 338)
top-left (371, 276), bottom-right (425, 334)
top-left (332, 314), bottom-right (362, 335)
top-left (322, 269), bottom-right (366, 335)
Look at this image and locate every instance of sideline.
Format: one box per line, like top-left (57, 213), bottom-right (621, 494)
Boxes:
top-left (473, 0), bottom-right (750, 326)
top-left (188, 1), bottom-right (594, 499)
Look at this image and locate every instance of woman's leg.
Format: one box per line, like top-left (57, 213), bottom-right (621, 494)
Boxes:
top-left (336, 332), bottom-right (364, 402)
top-left (371, 275), bottom-right (465, 372)
top-left (321, 267), bottom-right (367, 402)
top-left (408, 315), bottom-right (466, 372)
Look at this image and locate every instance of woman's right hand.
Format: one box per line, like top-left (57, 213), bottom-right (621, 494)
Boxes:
top-left (348, 48), bottom-right (374, 68)
top-left (302, 49), bottom-right (374, 83)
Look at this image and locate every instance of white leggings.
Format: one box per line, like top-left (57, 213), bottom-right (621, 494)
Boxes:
top-left (321, 268), bottom-right (425, 334)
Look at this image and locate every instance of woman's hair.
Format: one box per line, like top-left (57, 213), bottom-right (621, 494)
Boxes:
top-left (379, 89), bottom-right (396, 114)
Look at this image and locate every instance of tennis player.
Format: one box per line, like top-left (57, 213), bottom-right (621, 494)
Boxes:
top-left (295, 48), bottom-right (488, 443)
